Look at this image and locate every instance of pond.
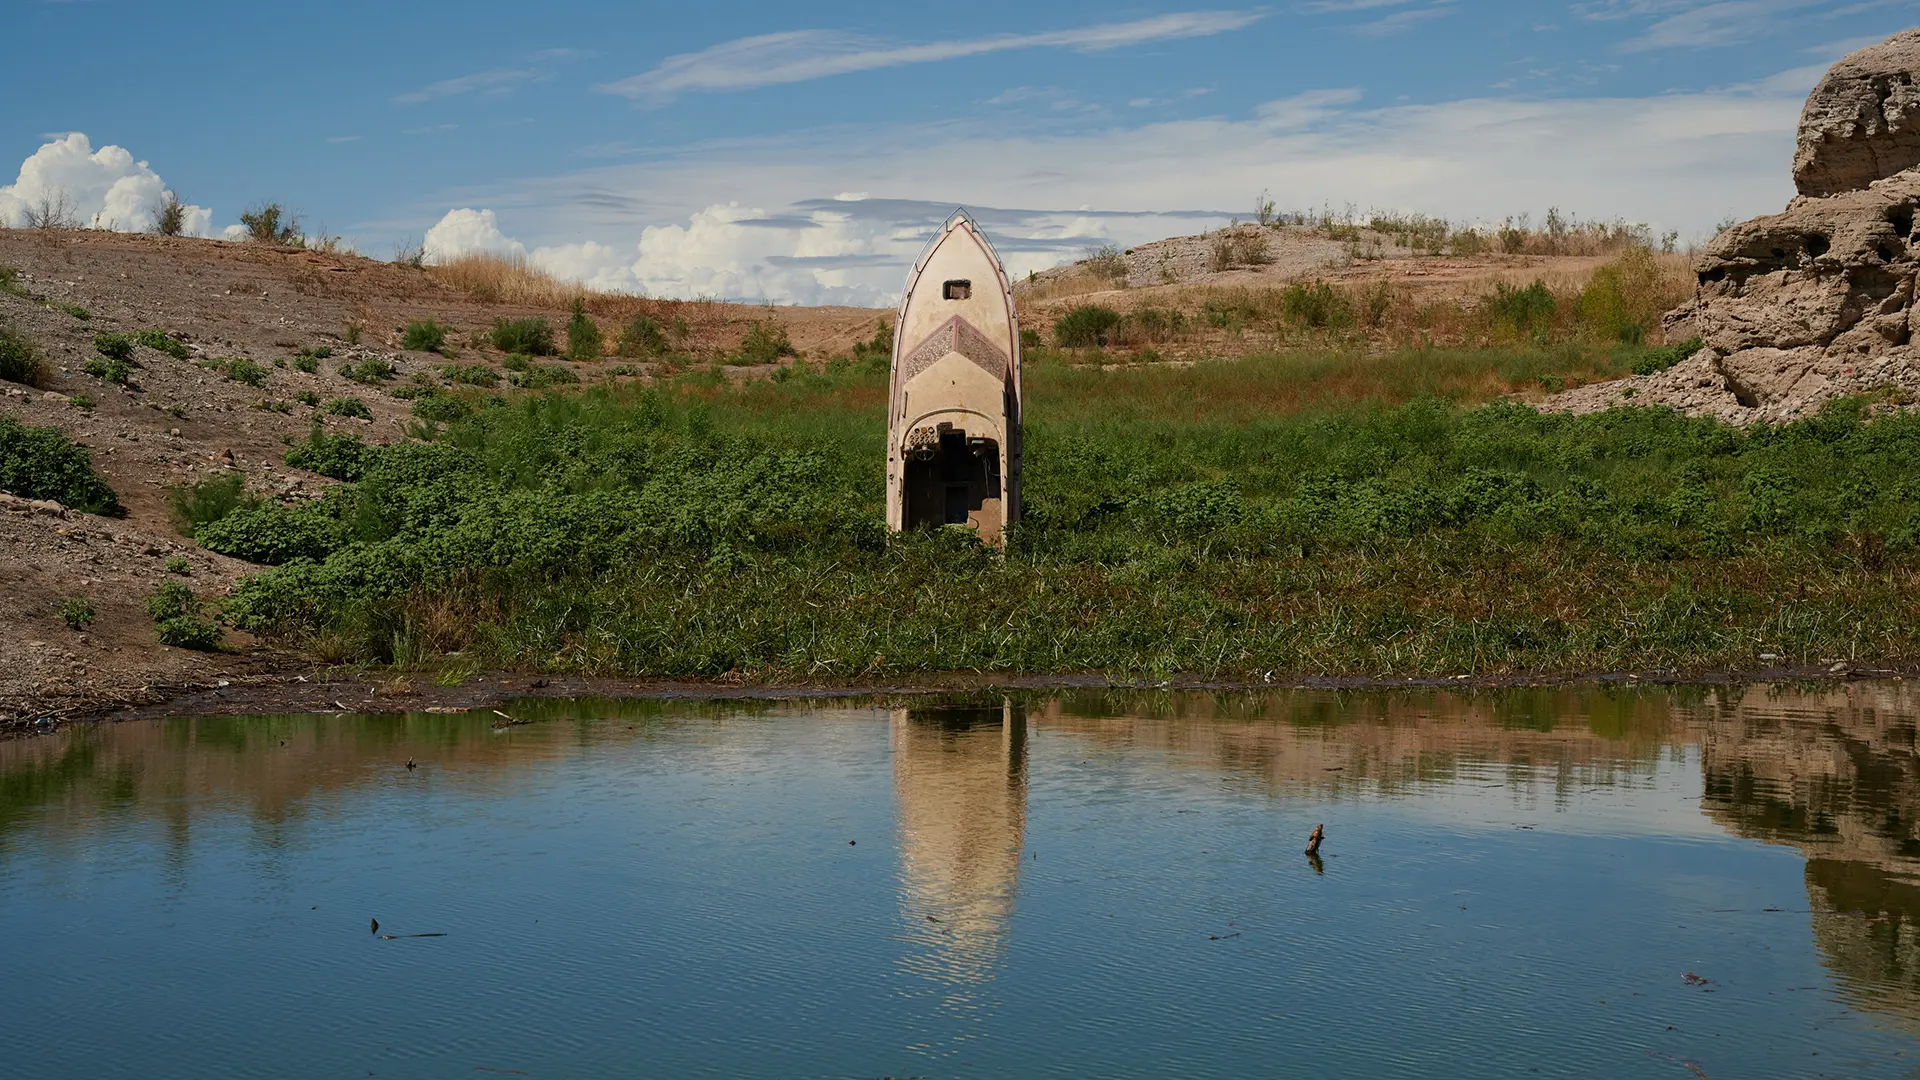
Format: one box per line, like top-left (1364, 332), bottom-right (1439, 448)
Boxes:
top-left (3, 684), bottom-right (1918, 1078)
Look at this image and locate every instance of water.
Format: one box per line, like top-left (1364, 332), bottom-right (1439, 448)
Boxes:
top-left (3, 685), bottom-right (1919, 1078)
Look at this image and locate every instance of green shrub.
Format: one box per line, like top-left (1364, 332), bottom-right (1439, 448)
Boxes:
top-left (491, 318), bottom-right (555, 356)
top-left (0, 415), bottom-right (122, 513)
top-left (736, 323), bottom-right (796, 365)
top-left (441, 364), bottom-right (500, 387)
top-left (340, 357), bottom-right (395, 383)
top-left (854, 321), bottom-right (894, 372)
top-left (167, 472), bottom-right (257, 536)
top-left (501, 354), bottom-right (534, 373)
top-left (1485, 281), bottom-right (1558, 332)
top-left (618, 315), bottom-right (669, 358)
top-left (0, 321), bottom-right (49, 386)
top-left (1282, 281), bottom-right (1348, 328)
top-left (57, 303), bottom-right (89, 320)
top-left (93, 333), bottom-right (136, 363)
top-left (224, 358), bottom-right (269, 387)
top-left (0, 266), bottom-right (26, 299)
top-left (196, 501), bottom-right (343, 565)
top-left (285, 427), bottom-right (373, 480)
top-left (294, 390), bottom-right (321, 407)
top-left (1632, 337), bottom-right (1705, 377)
top-left (59, 598), bottom-right (95, 631)
top-left (152, 192), bottom-right (189, 237)
top-left (147, 581), bottom-right (195, 621)
top-left (148, 581), bottom-right (223, 650)
top-left (566, 300), bottom-right (603, 361)
top-left (134, 330), bottom-right (192, 360)
top-left (239, 202), bottom-right (301, 245)
top-left (1054, 305), bottom-right (1122, 348)
top-left (412, 394), bottom-right (472, 423)
top-left (324, 396), bottom-right (372, 419)
top-left (163, 555), bottom-right (192, 575)
top-left (509, 363), bottom-right (580, 389)
top-left (292, 345), bottom-right (331, 373)
top-left (67, 393), bottom-right (94, 410)
top-left (402, 320), bottom-right (450, 353)
top-left (83, 357), bottom-right (132, 385)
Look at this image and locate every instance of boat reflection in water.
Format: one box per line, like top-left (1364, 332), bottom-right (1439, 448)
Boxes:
top-left (888, 702), bottom-right (1028, 1053)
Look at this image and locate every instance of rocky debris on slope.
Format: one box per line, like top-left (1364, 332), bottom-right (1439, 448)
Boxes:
top-left (1548, 28), bottom-right (1920, 424)
top-left (1796, 29), bottom-right (1920, 198)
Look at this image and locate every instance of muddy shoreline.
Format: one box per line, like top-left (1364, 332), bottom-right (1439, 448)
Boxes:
top-left (7, 660), bottom-right (1908, 736)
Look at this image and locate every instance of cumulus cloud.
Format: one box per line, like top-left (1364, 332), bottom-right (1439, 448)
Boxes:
top-left (423, 207), bottom-right (526, 261)
top-left (0, 133), bottom-right (212, 235)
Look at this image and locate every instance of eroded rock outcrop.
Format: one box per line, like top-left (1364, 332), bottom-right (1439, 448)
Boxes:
top-left (1549, 29), bottom-right (1920, 424)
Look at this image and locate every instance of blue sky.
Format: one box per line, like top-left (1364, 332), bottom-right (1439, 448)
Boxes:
top-left (2, 1), bottom-right (1913, 304)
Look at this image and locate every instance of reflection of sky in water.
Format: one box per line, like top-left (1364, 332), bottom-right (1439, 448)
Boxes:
top-left (2, 685), bottom-right (1919, 1077)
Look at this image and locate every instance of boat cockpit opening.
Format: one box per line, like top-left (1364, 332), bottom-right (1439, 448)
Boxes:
top-left (904, 424), bottom-right (1000, 530)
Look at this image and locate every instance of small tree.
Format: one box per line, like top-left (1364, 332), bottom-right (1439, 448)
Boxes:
top-left (23, 189), bottom-right (78, 230)
top-left (151, 192), bottom-right (189, 237)
top-left (566, 298), bottom-right (603, 361)
top-left (239, 202), bottom-right (302, 245)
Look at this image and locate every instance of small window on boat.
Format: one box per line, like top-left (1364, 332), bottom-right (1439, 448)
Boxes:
top-left (943, 280), bottom-right (971, 300)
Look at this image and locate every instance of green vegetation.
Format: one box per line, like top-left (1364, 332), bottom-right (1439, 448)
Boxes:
top-left (294, 390), bottom-right (321, 407)
top-left (0, 266), bottom-right (28, 299)
top-left (566, 300), bottom-right (603, 361)
top-left (204, 346), bottom-right (1920, 679)
top-left (168, 472), bottom-right (256, 536)
top-left (67, 393), bottom-right (94, 411)
top-left (617, 315), bottom-right (669, 358)
top-left (441, 363), bottom-right (500, 387)
top-left (57, 303), bottom-right (90, 320)
top-left (411, 394), bottom-right (473, 423)
top-left (403, 320), bottom-right (451, 354)
top-left (0, 415), bottom-right (122, 514)
top-left (735, 323), bottom-right (796, 365)
top-left (93, 333), bottom-right (136, 363)
top-left (1054, 305), bottom-right (1122, 348)
top-left (147, 582), bottom-right (222, 651)
top-left (152, 192), bottom-right (189, 237)
top-left (0, 320), bottom-right (49, 386)
top-left (491, 318), bottom-right (555, 356)
top-left (83, 357), bottom-right (132, 385)
top-left (340, 357), bottom-right (395, 384)
top-left (324, 396), bottom-right (372, 419)
top-left (508, 362), bottom-right (580, 389)
top-left (239, 202), bottom-right (301, 245)
top-left (223, 358), bottom-right (269, 387)
top-left (164, 555), bottom-right (192, 575)
top-left (59, 598), bottom-right (95, 632)
top-left (1634, 337), bottom-right (1704, 377)
top-left (292, 345), bottom-right (332, 373)
top-left (134, 330), bottom-right (192, 361)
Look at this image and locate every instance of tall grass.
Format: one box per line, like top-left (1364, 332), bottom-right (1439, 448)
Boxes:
top-left (427, 253), bottom-right (583, 307)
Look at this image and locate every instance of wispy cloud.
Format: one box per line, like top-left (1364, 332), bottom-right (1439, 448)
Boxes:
top-left (395, 67), bottom-right (538, 105)
top-left (598, 10), bottom-right (1267, 103)
top-left (1352, 5), bottom-right (1457, 36)
top-left (326, 135), bottom-right (362, 144)
top-left (1298, 0), bottom-right (1415, 11)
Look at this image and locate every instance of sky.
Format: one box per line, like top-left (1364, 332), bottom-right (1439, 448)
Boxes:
top-left (1, 1), bottom-right (1912, 306)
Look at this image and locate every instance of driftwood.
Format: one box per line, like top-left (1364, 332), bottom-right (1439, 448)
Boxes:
top-left (1304, 824), bottom-right (1324, 856)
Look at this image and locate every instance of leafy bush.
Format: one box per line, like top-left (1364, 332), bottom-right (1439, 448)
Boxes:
top-left (59, 598), bottom-right (95, 631)
top-left (737, 323), bottom-right (796, 365)
top-left (294, 390), bottom-right (321, 407)
top-left (509, 363), bottom-right (580, 389)
top-left (164, 555), bottom-right (192, 575)
top-left (57, 303), bottom-right (89, 320)
top-left (285, 427), bottom-right (373, 480)
top-left (441, 363), bottom-right (500, 387)
top-left (412, 394), bottom-right (472, 423)
top-left (196, 500), bottom-right (343, 565)
top-left (0, 321), bottom-right (48, 386)
top-left (618, 315), bottom-right (669, 358)
top-left (292, 345), bottom-right (331, 373)
top-left (1484, 281), bottom-right (1558, 333)
top-left (151, 192), bottom-right (189, 237)
top-left (134, 330), bottom-right (192, 360)
top-left (1579, 247), bottom-right (1672, 345)
top-left (491, 318), bottom-right (555, 356)
top-left (566, 300), bottom-right (603, 361)
top-left (403, 320), bottom-right (450, 353)
top-left (1054, 305), bottom-right (1122, 348)
top-left (239, 202), bottom-right (301, 245)
top-left (83, 357), bottom-right (132, 385)
top-left (324, 396), bottom-right (372, 419)
top-left (147, 582), bottom-right (222, 650)
top-left (1282, 282), bottom-right (1348, 329)
top-left (340, 357), bottom-right (395, 383)
top-left (94, 333), bottom-right (136, 363)
top-left (1633, 337), bottom-right (1705, 377)
top-left (224, 358), bottom-right (269, 387)
top-left (0, 415), bottom-right (122, 513)
top-left (853, 321), bottom-right (893, 372)
top-left (168, 472), bottom-right (257, 536)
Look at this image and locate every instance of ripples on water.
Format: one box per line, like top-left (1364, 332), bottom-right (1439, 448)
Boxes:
top-left (2, 685), bottom-right (1919, 1078)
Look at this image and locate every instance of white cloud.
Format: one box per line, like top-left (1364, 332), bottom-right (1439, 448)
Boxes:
top-left (395, 68), bottom-right (538, 105)
top-left (422, 207), bottom-right (526, 262)
top-left (0, 133), bottom-right (212, 236)
top-left (600, 11), bottom-right (1266, 103)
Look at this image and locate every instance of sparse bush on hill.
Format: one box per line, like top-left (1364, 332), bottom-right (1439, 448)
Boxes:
top-left (239, 202), bottom-right (302, 245)
top-left (1485, 281), bottom-right (1558, 334)
top-left (151, 192), bottom-right (189, 237)
top-left (491, 317), bottom-right (556, 356)
top-left (223, 358), bottom-right (269, 387)
top-left (0, 321), bottom-right (49, 387)
top-left (0, 414), bottom-right (122, 514)
top-left (402, 320), bottom-right (450, 354)
top-left (285, 426), bottom-right (373, 480)
top-left (735, 323), bottom-right (796, 365)
top-left (617, 315), bottom-right (669, 358)
top-left (147, 581), bottom-right (222, 651)
top-left (292, 345), bottom-right (331, 373)
top-left (412, 393), bottom-right (473, 423)
top-left (440, 363), bottom-right (500, 387)
top-left (341, 357), bottom-right (395, 383)
top-left (1209, 227), bottom-right (1272, 271)
top-left (1577, 245), bottom-right (1679, 345)
top-left (1054, 304), bottom-right (1122, 348)
top-left (168, 472), bottom-right (257, 537)
top-left (24, 190), bottom-right (79, 230)
top-left (852, 320), bottom-right (893, 373)
top-left (509, 362), bottom-right (580, 389)
top-left (1633, 337), bottom-right (1704, 376)
top-left (566, 299), bottom-right (603, 361)
top-left (1081, 244), bottom-right (1128, 281)
top-left (1282, 281), bottom-right (1348, 329)
top-left (59, 598), bottom-right (95, 632)
top-left (93, 333), bottom-right (136, 363)
top-left (324, 396), bottom-right (372, 419)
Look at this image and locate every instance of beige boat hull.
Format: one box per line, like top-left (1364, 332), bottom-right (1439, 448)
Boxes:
top-left (885, 211), bottom-right (1024, 546)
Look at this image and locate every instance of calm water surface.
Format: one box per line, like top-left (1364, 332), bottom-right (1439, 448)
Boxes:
top-left (4, 685), bottom-right (1920, 1078)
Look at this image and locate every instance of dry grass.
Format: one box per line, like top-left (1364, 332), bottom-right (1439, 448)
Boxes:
top-left (424, 252), bottom-right (591, 308)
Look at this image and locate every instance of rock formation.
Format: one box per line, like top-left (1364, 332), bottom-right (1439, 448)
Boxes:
top-left (1549, 28), bottom-right (1920, 424)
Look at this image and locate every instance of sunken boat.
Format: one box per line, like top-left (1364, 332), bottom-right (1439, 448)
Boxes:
top-left (885, 211), bottom-right (1024, 546)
